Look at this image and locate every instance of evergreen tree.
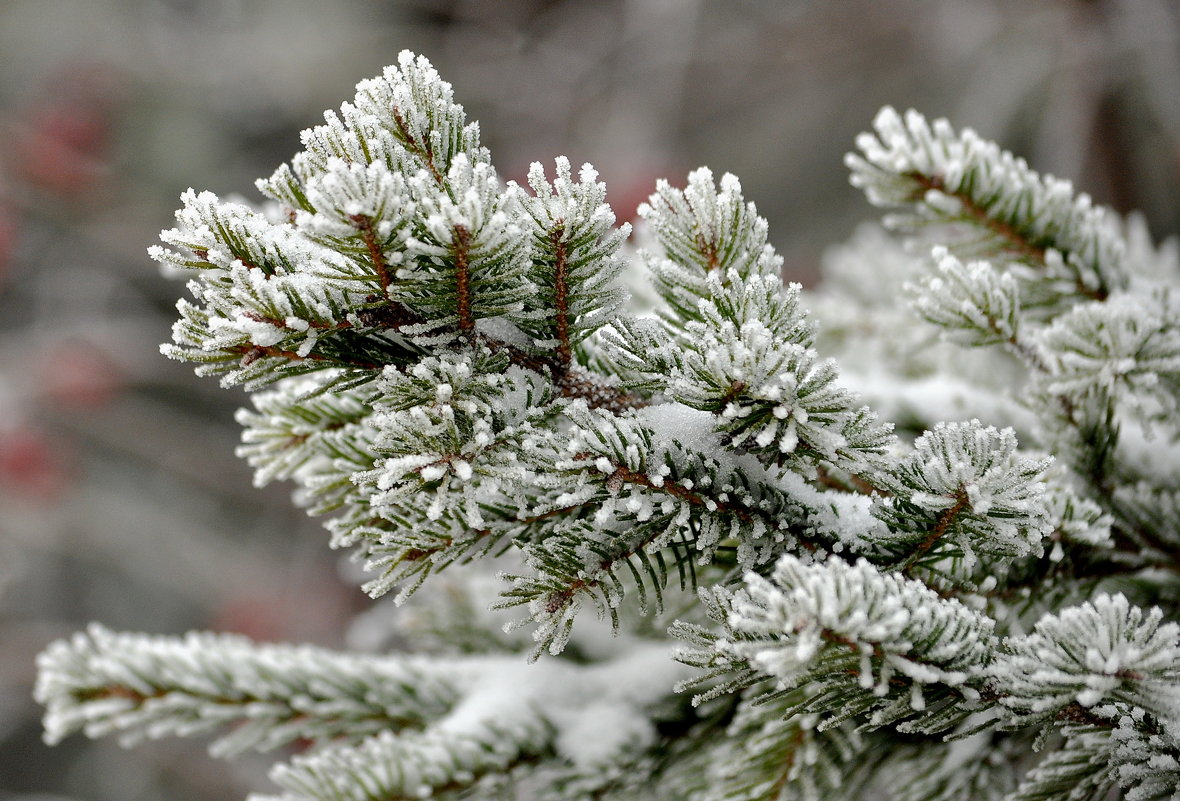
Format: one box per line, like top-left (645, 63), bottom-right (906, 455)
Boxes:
top-left (35, 53), bottom-right (1180, 801)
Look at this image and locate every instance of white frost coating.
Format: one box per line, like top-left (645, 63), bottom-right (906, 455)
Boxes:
top-left (122, 44), bottom-right (1180, 800)
top-left (474, 316), bottom-right (534, 349)
top-left (877, 419), bottom-right (1053, 563)
top-left (437, 640), bottom-right (689, 769)
top-left (720, 556), bottom-right (995, 704)
top-left (776, 469), bottom-right (887, 551)
top-left (554, 701), bottom-right (655, 767)
top-left (37, 622), bottom-right (688, 783)
top-left (550, 640), bottom-right (689, 768)
top-left (34, 624), bottom-right (462, 755)
top-left (994, 594), bottom-right (1180, 724)
top-left (1035, 294), bottom-right (1180, 421)
top-left (847, 106), bottom-right (1128, 296)
top-left (911, 248), bottom-right (1021, 348)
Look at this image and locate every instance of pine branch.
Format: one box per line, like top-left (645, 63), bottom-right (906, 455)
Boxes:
top-left (848, 107), bottom-right (1129, 305)
top-left (992, 593), bottom-right (1180, 728)
top-left (267, 725), bottom-right (547, 801)
top-left (392, 106), bottom-right (445, 186)
top-left (36, 52), bottom-right (1180, 801)
top-left (900, 488), bottom-right (971, 574)
top-left (35, 625), bottom-right (462, 757)
top-left (480, 337), bottom-right (644, 411)
top-left (911, 173), bottom-right (1105, 302)
top-left (350, 213), bottom-right (392, 293)
top-left (231, 342), bottom-right (384, 371)
top-left (675, 555), bottom-right (997, 734)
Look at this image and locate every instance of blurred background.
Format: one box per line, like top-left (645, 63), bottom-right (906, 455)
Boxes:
top-left (0, 1), bottom-right (1176, 798)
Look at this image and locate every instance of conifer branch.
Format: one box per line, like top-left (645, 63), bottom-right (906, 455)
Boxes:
top-left (911, 174), bottom-right (1107, 302)
top-left (849, 107), bottom-right (1129, 303)
top-left (391, 106), bottom-right (444, 186)
top-left (36, 53), bottom-right (1180, 801)
top-left (478, 338), bottom-right (645, 411)
top-left (242, 309), bottom-right (354, 333)
top-left (233, 343), bottom-right (383, 371)
top-left (35, 625), bottom-right (462, 756)
top-left (588, 456), bottom-right (755, 525)
top-left (815, 464), bottom-right (882, 496)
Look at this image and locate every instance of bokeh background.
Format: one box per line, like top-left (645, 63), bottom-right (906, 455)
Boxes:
top-left (0, 1), bottom-right (1176, 799)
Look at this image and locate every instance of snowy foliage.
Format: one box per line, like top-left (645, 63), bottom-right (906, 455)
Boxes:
top-left (910, 248), bottom-right (1023, 349)
top-left (871, 419), bottom-right (1053, 572)
top-left (847, 106), bottom-right (1128, 307)
top-left (994, 594), bottom-right (1180, 724)
top-left (676, 556), bottom-right (995, 733)
top-left (36, 54), bottom-right (1180, 801)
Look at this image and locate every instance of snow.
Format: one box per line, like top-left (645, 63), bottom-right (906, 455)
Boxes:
top-left (776, 468), bottom-right (885, 550)
top-left (720, 556), bottom-right (994, 705)
top-left (635, 401), bottom-right (720, 456)
top-left (473, 316), bottom-right (533, 350)
top-left (432, 639), bottom-right (690, 770)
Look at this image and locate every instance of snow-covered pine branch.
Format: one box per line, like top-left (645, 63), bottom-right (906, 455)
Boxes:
top-left (847, 106), bottom-right (1128, 306)
top-left (35, 623), bottom-right (462, 757)
top-left (35, 51), bottom-right (1180, 801)
top-left (870, 419), bottom-right (1053, 574)
top-left (675, 555), bottom-right (996, 733)
top-left (38, 625), bottom-right (689, 801)
top-left (993, 593), bottom-right (1180, 727)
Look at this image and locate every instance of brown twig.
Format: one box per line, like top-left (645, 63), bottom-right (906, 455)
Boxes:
top-left (234, 343), bottom-right (382, 371)
top-left (350, 213), bottom-right (392, 293)
top-left (478, 337), bottom-right (646, 412)
top-left (241, 310), bottom-right (352, 333)
top-left (696, 232), bottom-right (721, 271)
top-left (550, 223), bottom-right (572, 369)
top-left (453, 225), bottom-right (474, 334)
top-left (814, 464), bottom-right (882, 497)
top-left (901, 488), bottom-right (970, 574)
top-left (391, 107), bottom-right (444, 186)
top-left (603, 462), bottom-right (753, 523)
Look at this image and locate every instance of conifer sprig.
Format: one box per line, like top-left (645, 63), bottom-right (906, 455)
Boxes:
top-left (847, 107), bottom-right (1128, 305)
top-left (34, 624), bottom-right (463, 757)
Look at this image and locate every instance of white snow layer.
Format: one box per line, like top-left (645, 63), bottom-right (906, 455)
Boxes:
top-left (441, 639), bottom-right (690, 769)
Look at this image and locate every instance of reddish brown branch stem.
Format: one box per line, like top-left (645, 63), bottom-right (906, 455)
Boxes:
top-left (234, 344), bottom-right (382, 371)
top-left (453, 225), bottom-right (474, 334)
top-left (478, 338), bottom-right (646, 412)
top-left (600, 462), bottom-right (754, 524)
top-left (391, 107), bottom-right (444, 185)
top-left (550, 223), bottom-right (572, 369)
top-left (400, 504), bottom-right (590, 564)
top-left (350, 214), bottom-right (392, 293)
top-left (242, 310), bottom-right (352, 333)
top-left (767, 727), bottom-right (808, 799)
top-left (814, 465), bottom-right (882, 497)
top-left (719, 380), bottom-right (746, 408)
top-left (696, 233), bottom-right (721, 271)
top-left (902, 488), bottom-right (970, 573)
